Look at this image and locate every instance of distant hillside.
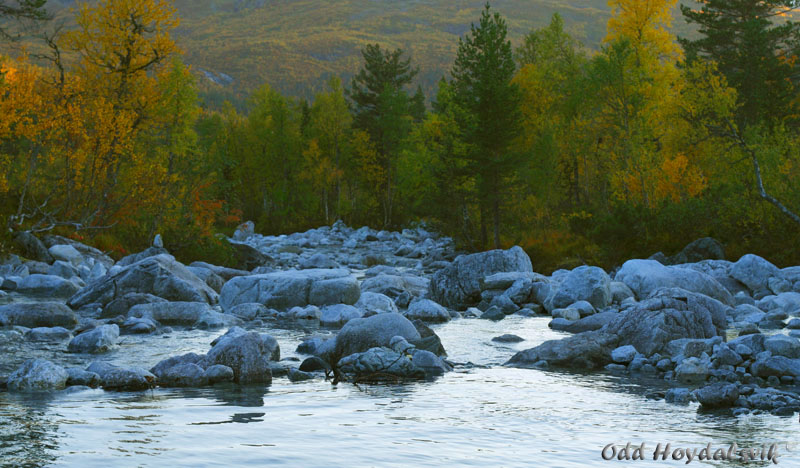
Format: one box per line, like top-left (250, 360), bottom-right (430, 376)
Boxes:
top-left (6, 0), bottom-right (704, 105)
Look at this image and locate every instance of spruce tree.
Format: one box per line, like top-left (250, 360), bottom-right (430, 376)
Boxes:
top-left (450, 2), bottom-right (521, 249)
top-left (680, 0), bottom-right (800, 126)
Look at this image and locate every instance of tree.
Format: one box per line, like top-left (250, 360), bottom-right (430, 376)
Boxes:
top-left (0, 0), bottom-right (49, 41)
top-left (450, 2), bottom-right (521, 249)
top-left (348, 43), bottom-right (418, 227)
top-left (307, 76), bottom-right (352, 222)
top-left (680, 0), bottom-right (800, 127)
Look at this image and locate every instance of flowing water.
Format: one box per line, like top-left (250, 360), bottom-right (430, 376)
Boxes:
top-left (1, 315), bottom-right (798, 467)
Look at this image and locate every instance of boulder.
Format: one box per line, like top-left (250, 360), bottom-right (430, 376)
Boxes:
top-left (25, 326), bottom-right (72, 342)
top-left (731, 254), bottom-right (782, 293)
top-left (48, 261), bottom-right (80, 280)
top-left (355, 292), bottom-right (399, 316)
top-left (481, 272), bottom-right (544, 290)
top-left (764, 335), bottom-right (800, 359)
top-left (204, 365), bottom-right (235, 384)
top-left (429, 246), bottom-right (533, 309)
top-left (506, 289), bottom-right (727, 369)
top-left (156, 363), bottom-right (208, 388)
top-left (48, 244), bottom-right (83, 266)
top-left (229, 303), bottom-right (267, 321)
top-left (751, 356), bottom-right (800, 378)
top-left (42, 235), bottom-right (114, 268)
top-left (696, 382), bottom-right (739, 408)
top-left (332, 313), bottom-right (421, 362)
top-left (188, 261), bottom-right (250, 281)
top-left (615, 260), bottom-right (733, 305)
top-left (68, 254), bottom-right (218, 309)
top-left (404, 299), bottom-right (450, 323)
top-left (86, 362), bottom-right (155, 391)
top-left (0, 302), bottom-right (78, 328)
top-left (675, 357), bottom-right (710, 384)
top-left (7, 359), bottom-right (69, 391)
top-left (228, 239), bottom-right (271, 270)
top-left (673, 238), bottom-right (726, 264)
top-left (360, 274), bottom-right (429, 298)
top-left (547, 266), bottom-right (611, 312)
top-left (13, 232), bottom-right (53, 263)
top-left (128, 301), bottom-right (213, 326)
top-left (232, 221), bottom-right (255, 241)
top-left (66, 368), bottom-right (101, 387)
top-left (101, 293), bottom-right (167, 319)
top-left (16, 274), bottom-right (81, 296)
top-left (611, 345), bottom-right (638, 364)
top-left (219, 269), bottom-right (358, 312)
top-left (299, 253), bottom-right (338, 269)
top-left (337, 347), bottom-right (424, 380)
top-left (187, 266), bottom-right (225, 293)
top-left (194, 310), bottom-right (243, 330)
top-left (67, 324), bottom-right (119, 353)
top-left (121, 317), bottom-right (158, 334)
top-left (116, 247), bottom-right (170, 268)
top-left (203, 328), bottom-right (278, 384)
top-left (320, 304), bottom-right (363, 327)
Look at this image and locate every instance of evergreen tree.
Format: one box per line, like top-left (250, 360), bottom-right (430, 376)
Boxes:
top-left (680, 0), bottom-right (800, 126)
top-left (348, 44), bottom-right (419, 227)
top-left (450, 2), bottom-right (521, 249)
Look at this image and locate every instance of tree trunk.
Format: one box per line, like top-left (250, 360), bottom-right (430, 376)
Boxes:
top-left (492, 195), bottom-right (501, 249)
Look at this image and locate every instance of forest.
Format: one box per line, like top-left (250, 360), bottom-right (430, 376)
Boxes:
top-left (1, 0), bottom-right (799, 273)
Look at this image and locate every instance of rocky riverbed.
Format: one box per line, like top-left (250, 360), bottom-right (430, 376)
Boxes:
top-left (2, 223), bottom-right (800, 465)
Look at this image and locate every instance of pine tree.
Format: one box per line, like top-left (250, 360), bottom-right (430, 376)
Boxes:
top-left (680, 0), bottom-right (800, 126)
top-left (348, 44), bottom-right (419, 227)
top-left (450, 2), bottom-right (521, 249)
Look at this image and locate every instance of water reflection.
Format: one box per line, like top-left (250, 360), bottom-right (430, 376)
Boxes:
top-left (0, 392), bottom-right (60, 468)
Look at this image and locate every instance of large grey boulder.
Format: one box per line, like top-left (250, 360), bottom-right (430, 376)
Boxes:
top-left (101, 293), bottom-right (167, 319)
top-left (69, 254), bottom-right (218, 309)
top-left (750, 356), bottom-right (800, 378)
top-left (150, 353), bottom-right (209, 387)
top-left (0, 302), bottom-right (78, 328)
top-left (17, 274), bottom-right (81, 296)
top-left (764, 335), bottom-right (800, 358)
top-left (67, 324), bottom-right (119, 353)
top-left (228, 239), bottom-right (271, 270)
top-left (13, 232), bottom-right (53, 263)
top-left (299, 253), bottom-right (338, 269)
top-left (219, 269), bottom-right (358, 312)
top-left (546, 266), bottom-right (611, 312)
top-left (695, 382), bottom-right (738, 408)
top-left (506, 288), bottom-right (727, 369)
top-left (337, 347), bottom-right (424, 380)
top-left (404, 299), bottom-right (450, 323)
top-left (615, 259), bottom-right (733, 305)
top-left (128, 301), bottom-right (213, 326)
top-left (671, 238), bottom-right (726, 265)
top-left (86, 362), bottom-right (156, 391)
top-left (332, 313), bottom-right (421, 362)
top-left (7, 359), bottom-right (69, 391)
top-left (203, 328), bottom-right (278, 384)
top-left (429, 246), bottom-right (532, 309)
top-left (730, 254), bottom-right (782, 293)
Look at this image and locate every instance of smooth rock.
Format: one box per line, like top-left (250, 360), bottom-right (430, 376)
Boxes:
top-left (0, 302), bottom-right (78, 328)
top-left (7, 359), bottom-right (69, 391)
top-left (67, 325), bottom-right (119, 353)
top-left (404, 299), bottom-right (450, 323)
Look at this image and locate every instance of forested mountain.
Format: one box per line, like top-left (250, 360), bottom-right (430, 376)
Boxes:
top-left (28, 0), bottom-right (689, 103)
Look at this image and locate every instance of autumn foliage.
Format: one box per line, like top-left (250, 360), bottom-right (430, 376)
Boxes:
top-left (1, 0), bottom-right (800, 270)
